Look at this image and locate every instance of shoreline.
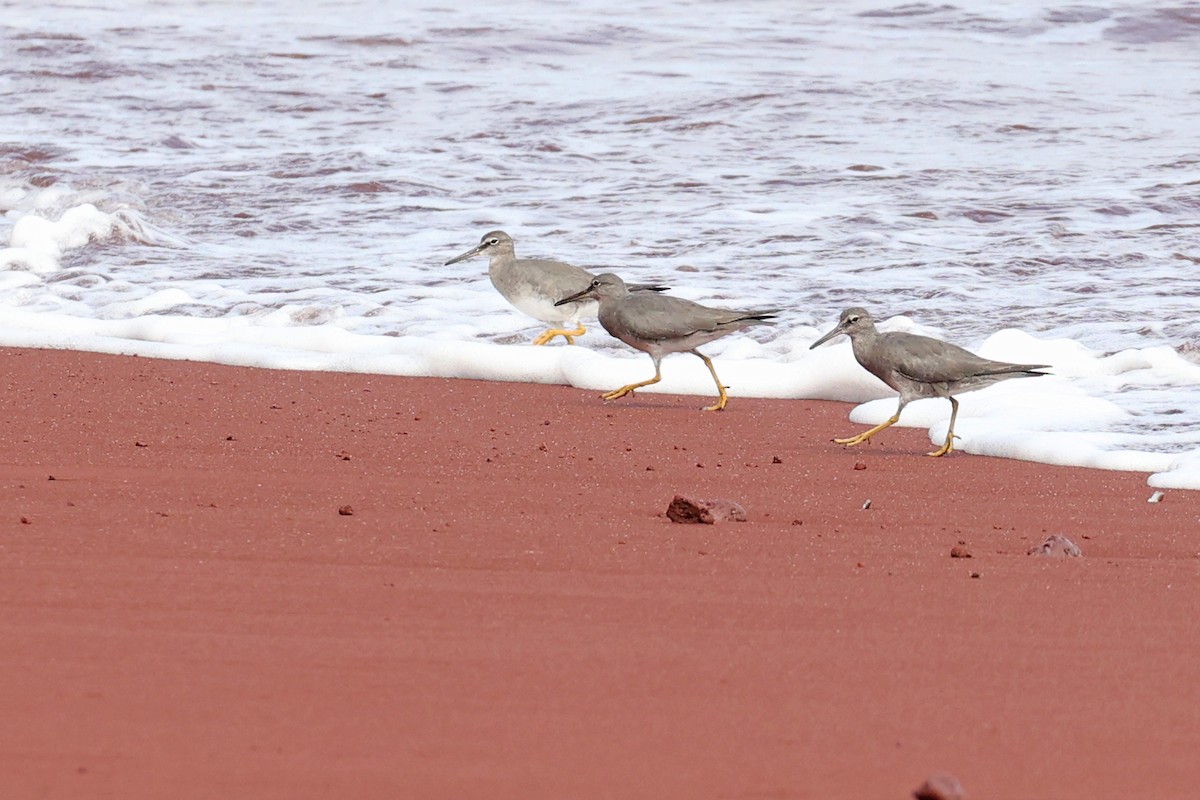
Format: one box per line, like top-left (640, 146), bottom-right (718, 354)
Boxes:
top-left (2, 346), bottom-right (1198, 798)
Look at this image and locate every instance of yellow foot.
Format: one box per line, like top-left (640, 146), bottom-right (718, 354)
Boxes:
top-left (532, 330), bottom-right (570, 346)
top-left (834, 433), bottom-right (872, 447)
top-left (601, 375), bottom-right (660, 403)
top-left (833, 415), bottom-right (899, 448)
top-left (926, 436), bottom-right (958, 458)
top-left (702, 396), bottom-right (728, 412)
top-left (533, 324), bottom-right (586, 346)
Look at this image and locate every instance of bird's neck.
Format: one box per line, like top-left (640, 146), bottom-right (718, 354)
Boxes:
top-left (487, 252), bottom-right (515, 274)
top-left (849, 327), bottom-right (880, 358)
top-left (595, 294), bottom-right (623, 318)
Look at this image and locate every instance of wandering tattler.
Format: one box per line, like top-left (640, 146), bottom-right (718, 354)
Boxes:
top-left (556, 273), bottom-right (777, 411)
top-left (809, 307), bottom-right (1050, 456)
top-left (444, 230), bottom-right (665, 346)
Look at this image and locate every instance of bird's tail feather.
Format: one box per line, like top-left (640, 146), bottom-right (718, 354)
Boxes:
top-left (737, 310), bottom-right (779, 323)
top-left (977, 364), bottom-right (1051, 377)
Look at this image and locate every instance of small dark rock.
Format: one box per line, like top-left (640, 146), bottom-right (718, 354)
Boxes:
top-left (950, 546), bottom-right (972, 559)
top-left (337, 505), bottom-right (355, 516)
top-left (771, 455), bottom-right (783, 464)
top-left (666, 495), bottom-right (746, 525)
top-left (20, 516), bottom-right (31, 525)
top-left (914, 772), bottom-right (966, 800)
top-left (1028, 534), bottom-right (1083, 558)
top-left (853, 461), bottom-right (867, 470)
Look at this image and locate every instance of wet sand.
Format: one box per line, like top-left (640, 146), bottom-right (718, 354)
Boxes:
top-left (2, 346), bottom-right (1198, 799)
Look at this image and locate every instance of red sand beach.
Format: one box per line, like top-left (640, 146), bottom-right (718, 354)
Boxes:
top-left (2, 346), bottom-right (1198, 799)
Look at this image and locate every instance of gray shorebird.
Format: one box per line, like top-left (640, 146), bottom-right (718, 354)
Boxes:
top-left (810, 307), bottom-right (1050, 456)
top-left (556, 273), bottom-right (777, 411)
top-left (444, 230), bottom-right (664, 346)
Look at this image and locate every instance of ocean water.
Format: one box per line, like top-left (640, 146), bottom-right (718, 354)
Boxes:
top-left (2, 0), bottom-right (1199, 488)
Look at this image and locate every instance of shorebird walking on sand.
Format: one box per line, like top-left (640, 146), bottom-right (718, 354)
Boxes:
top-left (444, 230), bottom-right (664, 346)
top-left (810, 307), bottom-right (1050, 456)
top-left (556, 273), bottom-right (777, 411)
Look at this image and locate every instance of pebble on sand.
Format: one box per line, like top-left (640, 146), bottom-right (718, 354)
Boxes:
top-left (913, 772), bottom-right (966, 800)
top-left (666, 496), bottom-right (747, 525)
top-left (1027, 534), bottom-right (1083, 558)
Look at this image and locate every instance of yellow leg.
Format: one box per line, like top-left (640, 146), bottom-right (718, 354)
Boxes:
top-left (694, 352), bottom-right (728, 412)
top-left (533, 324), bottom-right (586, 346)
top-left (602, 363), bottom-right (662, 402)
top-left (926, 397), bottom-right (959, 457)
top-left (834, 414), bottom-right (901, 447)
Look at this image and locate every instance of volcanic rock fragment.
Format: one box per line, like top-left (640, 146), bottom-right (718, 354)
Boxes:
top-left (666, 495), bottom-right (746, 524)
top-left (913, 772), bottom-right (966, 800)
top-left (1027, 534), bottom-right (1082, 558)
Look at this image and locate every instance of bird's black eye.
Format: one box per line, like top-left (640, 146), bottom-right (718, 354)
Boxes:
top-left (847, 315), bottom-right (859, 324)
top-left (488, 237), bottom-right (499, 246)
top-left (591, 279), bottom-right (601, 287)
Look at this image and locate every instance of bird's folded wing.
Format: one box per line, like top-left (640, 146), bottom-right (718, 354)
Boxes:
top-left (618, 295), bottom-right (734, 340)
top-left (889, 332), bottom-right (1015, 383)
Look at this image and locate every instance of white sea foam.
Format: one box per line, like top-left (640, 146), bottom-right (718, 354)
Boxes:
top-left (1, 0), bottom-right (1198, 488)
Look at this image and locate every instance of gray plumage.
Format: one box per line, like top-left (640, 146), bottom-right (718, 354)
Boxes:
top-left (556, 272), bottom-right (777, 411)
top-left (444, 230), bottom-right (664, 346)
top-left (809, 306), bottom-right (1050, 456)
